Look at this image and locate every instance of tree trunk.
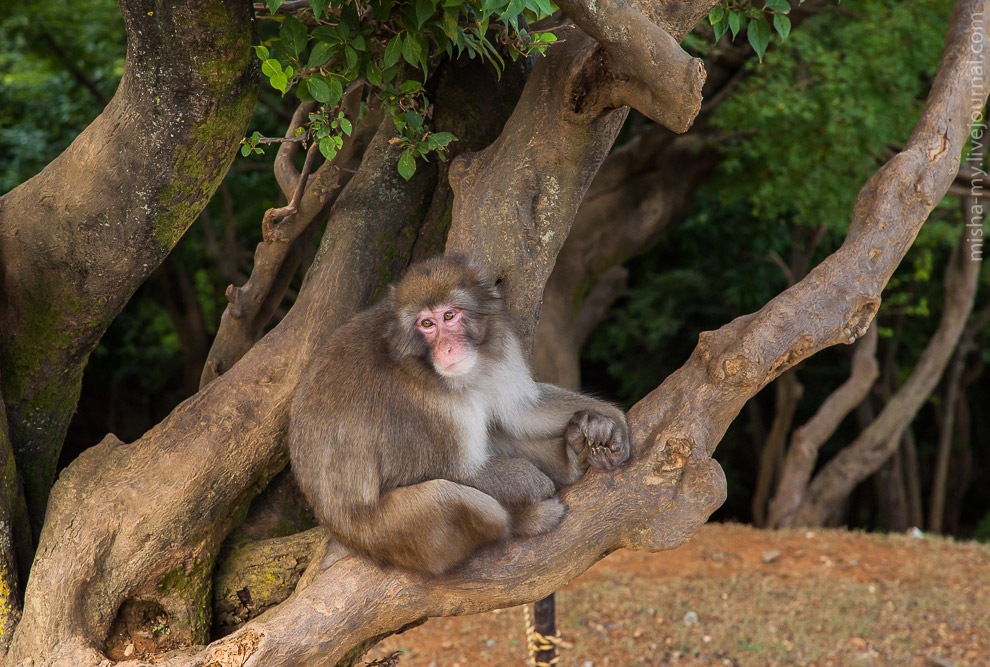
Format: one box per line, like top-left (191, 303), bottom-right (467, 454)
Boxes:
top-left (928, 291), bottom-right (987, 532)
top-left (767, 324), bottom-right (879, 528)
top-left (0, 0), bottom-right (258, 531)
top-left (752, 371), bottom-right (803, 527)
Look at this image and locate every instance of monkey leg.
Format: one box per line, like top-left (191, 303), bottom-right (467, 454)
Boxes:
top-left (459, 457), bottom-right (556, 507)
top-left (510, 498), bottom-right (564, 537)
top-left (348, 479), bottom-right (510, 575)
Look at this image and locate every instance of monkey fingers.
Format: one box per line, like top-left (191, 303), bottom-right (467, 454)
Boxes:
top-left (565, 410), bottom-right (631, 472)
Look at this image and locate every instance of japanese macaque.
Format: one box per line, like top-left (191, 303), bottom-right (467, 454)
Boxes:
top-left (288, 255), bottom-right (629, 575)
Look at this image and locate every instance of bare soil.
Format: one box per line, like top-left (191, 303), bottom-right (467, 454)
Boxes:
top-left (366, 523), bottom-right (990, 666)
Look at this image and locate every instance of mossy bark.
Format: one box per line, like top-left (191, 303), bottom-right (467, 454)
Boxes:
top-left (0, 0), bottom-right (258, 532)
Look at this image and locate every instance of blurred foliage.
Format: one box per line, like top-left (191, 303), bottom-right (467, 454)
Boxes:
top-left (0, 0), bottom-right (124, 193)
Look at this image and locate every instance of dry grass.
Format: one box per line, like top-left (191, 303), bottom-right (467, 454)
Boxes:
top-left (367, 524), bottom-right (990, 666)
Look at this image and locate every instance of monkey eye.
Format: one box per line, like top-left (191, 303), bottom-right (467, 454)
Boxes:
top-left (443, 310), bottom-right (455, 321)
top-left (420, 319), bottom-right (434, 329)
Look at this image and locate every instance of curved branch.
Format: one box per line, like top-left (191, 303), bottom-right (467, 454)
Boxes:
top-left (791, 200), bottom-right (984, 526)
top-left (554, 0), bottom-right (711, 131)
top-left (199, 102), bottom-right (383, 387)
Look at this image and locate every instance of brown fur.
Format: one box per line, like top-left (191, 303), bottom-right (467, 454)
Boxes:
top-left (288, 255), bottom-right (629, 574)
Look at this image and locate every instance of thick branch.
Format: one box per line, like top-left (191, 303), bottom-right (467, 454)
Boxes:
top-left (554, 0), bottom-right (711, 131)
top-left (751, 371), bottom-right (803, 527)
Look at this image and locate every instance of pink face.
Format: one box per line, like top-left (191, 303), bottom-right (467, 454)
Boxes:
top-left (416, 306), bottom-right (476, 376)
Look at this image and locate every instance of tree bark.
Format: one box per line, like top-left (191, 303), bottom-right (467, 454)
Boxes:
top-left (0, 0), bottom-right (258, 530)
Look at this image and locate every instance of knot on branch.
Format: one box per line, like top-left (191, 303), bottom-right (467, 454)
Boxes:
top-left (655, 436), bottom-right (694, 473)
top-left (204, 627), bottom-right (262, 665)
top-left (840, 300), bottom-right (879, 344)
top-left (626, 457), bottom-right (726, 553)
top-left (225, 284), bottom-right (245, 319)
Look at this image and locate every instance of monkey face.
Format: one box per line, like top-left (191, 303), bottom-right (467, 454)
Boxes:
top-left (415, 306), bottom-right (478, 376)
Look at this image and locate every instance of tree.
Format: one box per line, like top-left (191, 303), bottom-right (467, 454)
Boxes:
top-left (0, 0), bottom-right (985, 665)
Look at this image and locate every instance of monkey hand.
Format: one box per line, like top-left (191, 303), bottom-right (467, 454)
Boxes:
top-left (565, 410), bottom-right (630, 472)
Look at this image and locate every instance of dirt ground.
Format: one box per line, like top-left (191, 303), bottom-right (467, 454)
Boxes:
top-left (365, 523), bottom-right (990, 666)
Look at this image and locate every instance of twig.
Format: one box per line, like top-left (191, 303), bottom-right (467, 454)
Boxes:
top-left (263, 142), bottom-right (321, 243)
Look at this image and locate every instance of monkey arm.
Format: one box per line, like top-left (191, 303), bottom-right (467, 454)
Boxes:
top-left (492, 383), bottom-right (630, 486)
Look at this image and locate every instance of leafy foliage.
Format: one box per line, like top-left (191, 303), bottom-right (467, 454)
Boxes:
top-left (710, 0), bottom-right (951, 231)
top-left (250, 0), bottom-right (558, 178)
top-left (707, 0), bottom-right (794, 62)
top-left (0, 0), bottom-right (124, 193)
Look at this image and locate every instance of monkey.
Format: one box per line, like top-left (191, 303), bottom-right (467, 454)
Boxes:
top-left (288, 255), bottom-right (629, 575)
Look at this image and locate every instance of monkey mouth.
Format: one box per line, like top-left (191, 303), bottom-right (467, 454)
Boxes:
top-left (434, 355), bottom-right (477, 377)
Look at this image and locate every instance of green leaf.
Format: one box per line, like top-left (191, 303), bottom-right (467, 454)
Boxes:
top-left (344, 45), bottom-right (359, 70)
top-left (351, 35), bottom-right (366, 51)
top-left (253, 45), bottom-right (270, 60)
top-left (401, 79), bottom-right (422, 93)
top-left (404, 110), bottom-right (424, 131)
top-left (442, 9), bottom-right (459, 37)
top-left (312, 25), bottom-right (338, 42)
top-left (261, 58), bottom-right (282, 78)
top-left (271, 73), bottom-right (288, 94)
top-left (402, 31), bottom-right (423, 68)
top-left (366, 62), bottom-right (383, 86)
top-left (319, 136), bottom-right (338, 160)
top-left (708, 7), bottom-right (724, 23)
top-left (308, 41), bottom-right (335, 68)
top-left (384, 35), bottom-right (403, 67)
top-left (430, 131), bottom-right (455, 146)
top-left (241, 143), bottom-right (251, 157)
top-left (728, 12), bottom-right (744, 40)
top-left (397, 151), bottom-right (417, 180)
top-left (307, 76), bottom-right (331, 102)
top-left (747, 17), bottom-right (772, 61)
top-left (340, 117), bottom-right (353, 135)
top-left (415, 0), bottom-right (434, 28)
top-left (266, 0), bottom-right (284, 13)
top-left (296, 77), bottom-right (314, 101)
top-left (309, 0), bottom-right (330, 18)
top-left (280, 15), bottom-right (308, 57)
top-left (764, 0), bottom-right (791, 12)
top-left (773, 13), bottom-right (791, 41)
top-left (712, 16), bottom-right (729, 42)
top-left (328, 76), bottom-right (344, 106)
